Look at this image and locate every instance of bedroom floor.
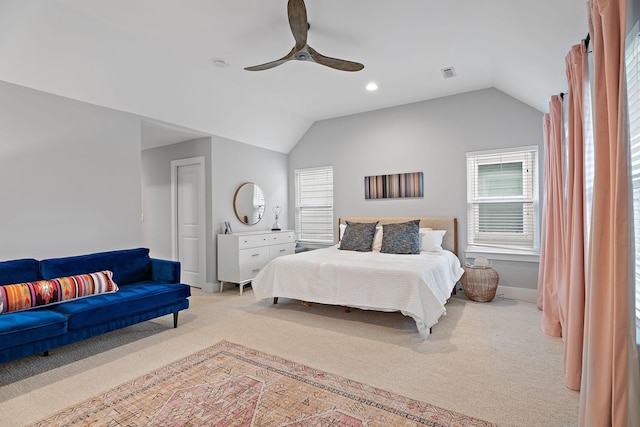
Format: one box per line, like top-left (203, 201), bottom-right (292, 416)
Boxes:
top-left (0, 287), bottom-right (579, 426)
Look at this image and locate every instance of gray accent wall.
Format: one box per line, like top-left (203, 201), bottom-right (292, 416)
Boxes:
top-left (0, 81), bottom-right (142, 260)
top-left (141, 136), bottom-right (288, 289)
top-left (288, 88), bottom-right (544, 291)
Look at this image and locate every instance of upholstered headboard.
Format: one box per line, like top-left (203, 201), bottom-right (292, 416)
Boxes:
top-left (338, 217), bottom-right (458, 255)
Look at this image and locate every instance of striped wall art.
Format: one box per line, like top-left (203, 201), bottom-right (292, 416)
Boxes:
top-left (364, 172), bottom-right (424, 199)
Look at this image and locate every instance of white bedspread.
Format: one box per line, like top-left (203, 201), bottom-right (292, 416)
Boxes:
top-left (251, 246), bottom-right (464, 338)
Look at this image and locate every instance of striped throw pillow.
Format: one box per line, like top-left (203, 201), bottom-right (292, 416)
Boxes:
top-left (0, 270), bottom-right (119, 314)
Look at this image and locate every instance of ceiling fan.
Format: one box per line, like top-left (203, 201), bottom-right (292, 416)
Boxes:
top-left (244, 0), bottom-right (364, 72)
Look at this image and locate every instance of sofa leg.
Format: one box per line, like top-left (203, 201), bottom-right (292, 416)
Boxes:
top-left (173, 312), bottom-right (179, 328)
top-left (273, 297), bottom-right (278, 304)
top-left (43, 351), bottom-right (49, 357)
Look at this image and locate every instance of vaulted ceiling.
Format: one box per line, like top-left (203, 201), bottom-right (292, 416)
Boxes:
top-left (0, 0), bottom-right (587, 153)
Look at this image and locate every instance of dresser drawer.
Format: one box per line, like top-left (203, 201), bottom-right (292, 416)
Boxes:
top-left (239, 246), bottom-right (270, 264)
top-left (238, 234), bottom-right (271, 249)
top-left (270, 243), bottom-right (295, 259)
top-left (239, 261), bottom-right (268, 282)
top-left (270, 232), bottom-right (295, 245)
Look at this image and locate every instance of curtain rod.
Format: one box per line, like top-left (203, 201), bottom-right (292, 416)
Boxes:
top-left (556, 34), bottom-right (589, 102)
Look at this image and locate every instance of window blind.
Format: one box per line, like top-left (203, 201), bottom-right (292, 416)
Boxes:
top-left (466, 147), bottom-right (539, 251)
top-left (625, 26), bottom-right (640, 331)
top-left (294, 166), bottom-right (334, 243)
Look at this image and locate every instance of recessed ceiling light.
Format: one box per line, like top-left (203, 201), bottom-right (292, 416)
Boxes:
top-left (212, 59), bottom-right (229, 68)
top-left (366, 82), bottom-right (378, 91)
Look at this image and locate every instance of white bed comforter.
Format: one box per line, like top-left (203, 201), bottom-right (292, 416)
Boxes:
top-left (251, 246), bottom-right (464, 338)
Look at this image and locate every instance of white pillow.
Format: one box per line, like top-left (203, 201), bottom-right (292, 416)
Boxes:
top-left (417, 227), bottom-right (432, 251)
top-left (420, 229), bottom-right (446, 253)
top-left (372, 225), bottom-right (383, 251)
top-left (339, 223), bottom-right (347, 240)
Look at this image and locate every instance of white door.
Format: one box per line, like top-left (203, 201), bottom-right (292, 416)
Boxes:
top-left (171, 157), bottom-right (206, 287)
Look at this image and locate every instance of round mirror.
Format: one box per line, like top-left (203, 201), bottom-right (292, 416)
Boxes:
top-left (233, 182), bottom-right (266, 225)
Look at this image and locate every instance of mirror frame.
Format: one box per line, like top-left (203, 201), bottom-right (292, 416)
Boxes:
top-left (233, 182), bottom-right (266, 225)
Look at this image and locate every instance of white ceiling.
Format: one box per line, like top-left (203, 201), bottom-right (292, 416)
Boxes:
top-left (0, 0), bottom-right (588, 153)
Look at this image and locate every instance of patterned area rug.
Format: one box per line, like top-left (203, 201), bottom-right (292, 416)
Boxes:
top-left (29, 340), bottom-right (495, 426)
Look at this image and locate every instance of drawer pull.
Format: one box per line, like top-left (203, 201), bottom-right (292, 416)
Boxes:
top-left (279, 249), bottom-right (286, 252)
top-left (252, 269), bottom-right (261, 273)
top-left (251, 253), bottom-right (260, 257)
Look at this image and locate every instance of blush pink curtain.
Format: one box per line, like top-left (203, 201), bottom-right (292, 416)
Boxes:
top-left (563, 43), bottom-right (587, 392)
top-left (580, 0), bottom-right (640, 425)
top-left (538, 95), bottom-right (566, 338)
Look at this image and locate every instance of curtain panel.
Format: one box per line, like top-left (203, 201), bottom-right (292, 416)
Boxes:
top-left (563, 43), bottom-right (588, 392)
top-left (580, 0), bottom-right (639, 425)
top-left (538, 95), bottom-right (566, 338)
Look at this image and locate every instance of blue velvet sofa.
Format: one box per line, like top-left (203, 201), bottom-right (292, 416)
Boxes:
top-left (0, 248), bottom-right (191, 364)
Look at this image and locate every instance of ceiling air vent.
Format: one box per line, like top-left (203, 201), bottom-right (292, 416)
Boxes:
top-left (441, 67), bottom-right (456, 78)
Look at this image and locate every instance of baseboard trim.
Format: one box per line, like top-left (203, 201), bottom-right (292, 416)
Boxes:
top-left (493, 286), bottom-right (538, 303)
top-left (201, 282), bottom-right (215, 293)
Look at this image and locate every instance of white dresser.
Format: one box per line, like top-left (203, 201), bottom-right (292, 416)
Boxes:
top-left (217, 230), bottom-right (295, 294)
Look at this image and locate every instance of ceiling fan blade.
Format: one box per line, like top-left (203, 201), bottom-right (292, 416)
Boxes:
top-left (288, 0), bottom-right (308, 49)
top-left (245, 47), bottom-right (297, 71)
top-left (244, 59), bottom-right (289, 72)
top-left (308, 46), bottom-right (364, 72)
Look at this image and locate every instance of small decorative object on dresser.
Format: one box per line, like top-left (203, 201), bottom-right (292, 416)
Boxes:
top-left (218, 230), bottom-right (295, 295)
top-left (461, 259), bottom-right (499, 302)
top-left (271, 205), bottom-right (282, 231)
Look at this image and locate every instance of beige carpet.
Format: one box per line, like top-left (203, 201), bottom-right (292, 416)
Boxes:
top-left (0, 288), bottom-right (579, 426)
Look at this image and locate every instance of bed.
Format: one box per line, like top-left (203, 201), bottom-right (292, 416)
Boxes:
top-left (251, 217), bottom-right (464, 338)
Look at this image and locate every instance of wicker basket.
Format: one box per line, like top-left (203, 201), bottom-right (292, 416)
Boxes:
top-left (461, 266), bottom-right (499, 302)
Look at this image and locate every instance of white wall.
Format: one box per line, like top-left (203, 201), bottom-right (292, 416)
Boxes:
top-left (141, 135), bottom-right (288, 289)
top-left (0, 81), bottom-right (142, 260)
top-left (211, 137), bottom-right (289, 236)
top-left (141, 137), bottom-right (213, 266)
top-left (288, 88), bottom-right (543, 292)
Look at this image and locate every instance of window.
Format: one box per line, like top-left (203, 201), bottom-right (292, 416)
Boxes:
top-left (294, 166), bottom-right (333, 244)
top-left (625, 23), bottom-right (640, 334)
top-left (466, 147), bottom-right (539, 255)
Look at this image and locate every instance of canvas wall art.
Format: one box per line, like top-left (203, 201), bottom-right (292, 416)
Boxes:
top-left (364, 171), bottom-right (423, 199)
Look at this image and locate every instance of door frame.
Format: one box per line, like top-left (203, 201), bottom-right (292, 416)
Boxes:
top-left (171, 156), bottom-right (206, 285)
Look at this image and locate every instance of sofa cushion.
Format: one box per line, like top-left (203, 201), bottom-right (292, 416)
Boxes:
top-left (0, 309), bottom-right (67, 351)
top-left (40, 248), bottom-right (152, 286)
top-left (50, 282), bottom-right (191, 330)
top-left (0, 271), bottom-right (119, 314)
top-left (0, 258), bottom-right (41, 286)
